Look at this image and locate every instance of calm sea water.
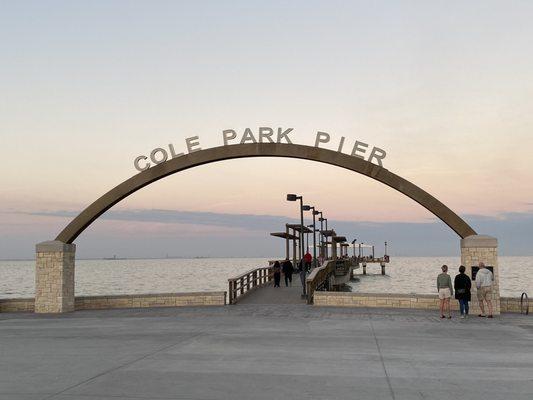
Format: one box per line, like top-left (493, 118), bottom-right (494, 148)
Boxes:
top-left (0, 257), bottom-right (531, 299)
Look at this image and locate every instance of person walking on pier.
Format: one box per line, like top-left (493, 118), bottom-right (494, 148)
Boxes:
top-left (454, 265), bottom-right (471, 318)
top-left (437, 265), bottom-right (453, 319)
top-left (273, 261), bottom-right (281, 288)
top-left (282, 258), bottom-right (294, 287)
top-left (475, 262), bottom-right (494, 318)
top-left (303, 251), bottom-right (312, 270)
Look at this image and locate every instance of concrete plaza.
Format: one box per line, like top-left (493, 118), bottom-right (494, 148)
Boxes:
top-left (0, 305), bottom-right (532, 400)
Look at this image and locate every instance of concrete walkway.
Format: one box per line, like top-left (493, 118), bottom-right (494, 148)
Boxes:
top-left (0, 305), bottom-right (532, 400)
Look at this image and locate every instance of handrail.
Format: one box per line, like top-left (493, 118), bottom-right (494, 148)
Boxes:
top-left (306, 260), bottom-right (337, 304)
top-left (228, 266), bottom-right (272, 304)
top-left (305, 259), bottom-right (357, 304)
top-left (521, 292), bottom-right (529, 315)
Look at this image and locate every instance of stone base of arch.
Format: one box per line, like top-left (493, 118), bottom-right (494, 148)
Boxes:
top-left (35, 240), bottom-right (76, 313)
top-left (460, 235), bottom-right (500, 316)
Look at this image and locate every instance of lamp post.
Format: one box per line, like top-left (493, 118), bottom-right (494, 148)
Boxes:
top-left (287, 194), bottom-right (306, 297)
top-left (385, 241), bottom-right (388, 256)
top-left (319, 217), bottom-right (328, 259)
top-left (318, 213), bottom-right (324, 260)
top-left (351, 238), bottom-right (357, 258)
top-left (286, 194), bottom-right (304, 263)
top-left (305, 206), bottom-right (319, 268)
top-left (306, 224), bottom-right (313, 251)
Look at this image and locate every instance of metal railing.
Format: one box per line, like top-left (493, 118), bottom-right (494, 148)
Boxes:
top-left (228, 267), bottom-right (272, 304)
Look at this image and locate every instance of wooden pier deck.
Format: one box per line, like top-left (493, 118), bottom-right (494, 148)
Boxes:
top-left (236, 277), bottom-right (307, 305)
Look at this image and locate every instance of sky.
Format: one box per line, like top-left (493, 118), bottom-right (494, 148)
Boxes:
top-left (1, 1), bottom-right (533, 258)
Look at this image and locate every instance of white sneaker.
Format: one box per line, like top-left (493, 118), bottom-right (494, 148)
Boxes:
top-left (460, 315), bottom-right (465, 319)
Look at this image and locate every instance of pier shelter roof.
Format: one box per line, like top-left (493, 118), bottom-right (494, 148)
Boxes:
top-left (270, 232), bottom-right (299, 240)
top-left (320, 229), bottom-right (337, 237)
top-left (286, 224), bottom-right (313, 233)
top-left (332, 236), bottom-right (347, 243)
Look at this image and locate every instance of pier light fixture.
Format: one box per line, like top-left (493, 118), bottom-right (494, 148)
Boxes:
top-left (306, 206), bottom-right (319, 268)
top-left (286, 193), bottom-right (306, 296)
top-left (318, 216), bottom-right (328, 259)
top-left (302, 205), bottom-right (311, 211)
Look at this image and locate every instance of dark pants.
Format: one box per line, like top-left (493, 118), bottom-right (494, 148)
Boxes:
top-left (274, 273), bottom-right (281, 287)
top-left (284, 273), bottom-right (292, 286)
top-left (459, 298), bottom-right (469, 315)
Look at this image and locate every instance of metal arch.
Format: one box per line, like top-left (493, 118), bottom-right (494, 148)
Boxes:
top-left (55, 143), bottom-right (477, 243)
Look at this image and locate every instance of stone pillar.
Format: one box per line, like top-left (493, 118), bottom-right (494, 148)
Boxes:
top-left (35, 240), bottom-right (76, 313)
top-left (460, 235), bottom-right (500, 315)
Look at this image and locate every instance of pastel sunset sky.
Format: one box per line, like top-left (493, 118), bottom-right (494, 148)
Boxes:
top-left (1, 1), bottom-right (532, 258)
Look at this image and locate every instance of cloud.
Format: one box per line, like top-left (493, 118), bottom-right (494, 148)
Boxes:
top-left (22, 209), bottom-right (299, 232)
top-left (4, 208), bottom-right (533, 258)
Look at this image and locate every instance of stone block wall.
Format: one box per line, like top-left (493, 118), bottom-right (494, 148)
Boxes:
top-left (35, 241), bottom-right (76, 313)
top-left (0, 298), bottom-right (35, 312)
top-left (0, 292), bottom-right (226, 313)
top-left (313, 292), bottom-right (528, 314)
top-left (75, 292), bottom-right (226, 310)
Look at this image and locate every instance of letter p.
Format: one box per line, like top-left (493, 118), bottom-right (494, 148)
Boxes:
top-left (314, 131), bottom-right (330, 148)
top-left (223, 129), bottom-right (237, 146)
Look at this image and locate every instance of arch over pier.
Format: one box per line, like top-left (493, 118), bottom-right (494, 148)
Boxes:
top-left (56, 143), bottom-right (476, 243)
top-left (36, 142), bottom-right (499, 315)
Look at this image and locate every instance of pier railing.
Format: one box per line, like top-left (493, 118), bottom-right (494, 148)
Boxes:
top-left (306, 259), bottom-right (357, 304)
top-left (228, 267), bottom-right (272, 304)
top-left (306, 260), bottom-right (336, 304)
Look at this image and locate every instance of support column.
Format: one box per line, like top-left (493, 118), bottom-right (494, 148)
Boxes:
top-left (331, 242), bottom-right (337, 260)
top-left (35, 240), bottom-right (76, 313)
top-left (285, 225), bottom-right (289, 260)
top-left (460, 235), bottom-right (500, 315)
top-left (381, 263), bottom-right (386, 275)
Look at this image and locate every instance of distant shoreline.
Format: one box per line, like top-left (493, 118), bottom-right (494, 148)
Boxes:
top-left (1, 255), bottom-right (530, 262)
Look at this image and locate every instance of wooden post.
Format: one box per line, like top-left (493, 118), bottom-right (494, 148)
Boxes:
top-left (381, 263), bottom-right (385, 275)
top-left (363, 264), bottom-right (367, 275)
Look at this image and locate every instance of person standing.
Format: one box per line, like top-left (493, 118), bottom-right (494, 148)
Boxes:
top-left (437, 265), bottom-right (453, 319)
top-left (303, 251), bottom-right (313, 270)
top-left (454, 265), bottom-right (472, 318)
top-left (282, 258), bottom-right (294, 287)
top-left (475, 262), bottom-right (494, 318)
top-left (272, 261), bottom-right (281, 288)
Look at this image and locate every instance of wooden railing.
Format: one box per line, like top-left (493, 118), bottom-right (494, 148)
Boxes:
top-left (228, 267), bottom-right (272, 304)
top-left (305, 260), bottom-right (336, 304)
top-left (306, 259), bottom-right (356, 304)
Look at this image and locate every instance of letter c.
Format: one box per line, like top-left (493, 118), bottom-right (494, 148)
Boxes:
top-left (134, 155), bottom-right (150, 172)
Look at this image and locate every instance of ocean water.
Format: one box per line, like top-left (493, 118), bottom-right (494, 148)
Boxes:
top-left (0, 256), bottom-right (531, 299)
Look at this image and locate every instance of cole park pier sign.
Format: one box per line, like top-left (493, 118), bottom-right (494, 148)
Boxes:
top-left (33, 128), bottom-right (499, 315)
top-left (134, 127), bottom-right (388, 172)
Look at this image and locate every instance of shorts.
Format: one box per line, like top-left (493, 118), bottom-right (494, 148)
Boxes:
top-left (477, 286), bottom-right (492, 301)
top-left (438, 288), bottom-right (451, 300)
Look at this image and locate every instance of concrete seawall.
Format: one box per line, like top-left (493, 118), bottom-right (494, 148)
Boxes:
top-left (0, 291), bottom-right (226, 313)
top-left (313, 292), bottom-right (525, 313)
top-left (1, 291), bottom-right (525, 313)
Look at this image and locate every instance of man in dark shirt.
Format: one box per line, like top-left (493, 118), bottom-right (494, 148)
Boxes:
top-left (282, 259), bottom-right (294, 287)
